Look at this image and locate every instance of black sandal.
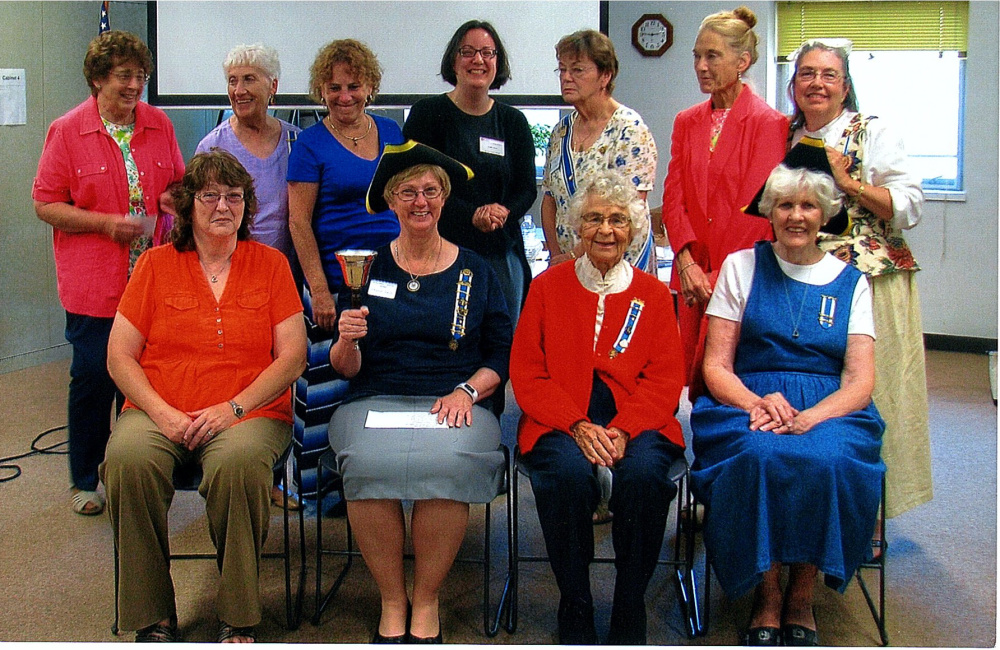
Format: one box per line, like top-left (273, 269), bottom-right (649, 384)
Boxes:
top-left (135, 619), bottom-right (178, 643)
top-left (218, 622), bottom-right (256, 643)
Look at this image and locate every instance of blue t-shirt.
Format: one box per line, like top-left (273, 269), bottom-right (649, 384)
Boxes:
top-left (287, 113), bottom-right (404, 290)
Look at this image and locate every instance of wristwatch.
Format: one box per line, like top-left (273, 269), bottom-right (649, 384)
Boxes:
top-left (229, 399), bottom-right (246, 419)
top-left (455, 382), bottom-right (479, 403)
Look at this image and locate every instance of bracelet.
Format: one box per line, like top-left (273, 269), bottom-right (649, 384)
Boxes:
top-left (678, 261), bottom-right (698, 275)
top-left (569, 250), bottom-right (577, 259)
top-left (856, 184), bottom-right (866, 198)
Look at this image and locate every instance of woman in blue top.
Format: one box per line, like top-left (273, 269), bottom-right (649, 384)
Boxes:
top-left (288, 40), bottom-right (404, 481)
top-left (288, 39), bottom-right (403, 331)
top-left (691, 163), bottom-right (884, 646)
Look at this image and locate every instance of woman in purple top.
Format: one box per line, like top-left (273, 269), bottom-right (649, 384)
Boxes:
top-left (196, 43), bottom-right (303, 511)
top-left (196, 44), bottom-right (300, 273)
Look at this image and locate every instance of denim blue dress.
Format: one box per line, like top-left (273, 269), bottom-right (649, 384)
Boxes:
top-left (691, 242), bottom-right (885, 599)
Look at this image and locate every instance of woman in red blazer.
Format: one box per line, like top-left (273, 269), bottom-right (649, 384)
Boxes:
top-left (662, 6), bottom-right (787, 386)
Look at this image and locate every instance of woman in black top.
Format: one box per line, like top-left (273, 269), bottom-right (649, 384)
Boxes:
top-left (403, 19), bottom-right (537, 325)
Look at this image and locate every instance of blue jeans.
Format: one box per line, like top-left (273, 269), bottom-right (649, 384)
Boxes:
top-left (65, 312), bottom-right (122, 491)
top-left (520, 430), bottom-right (682, 644)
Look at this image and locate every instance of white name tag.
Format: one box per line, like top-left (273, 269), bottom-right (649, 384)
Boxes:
top-left (480, 136), bottom-right (505, 156)
top-left (367, 279), bottom-right (397, 299)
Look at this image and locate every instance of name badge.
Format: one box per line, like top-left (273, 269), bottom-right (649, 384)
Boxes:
top-left (368, 279), bottom-right (397, 299)
top-left (480, 137), bottom-right (505, 156)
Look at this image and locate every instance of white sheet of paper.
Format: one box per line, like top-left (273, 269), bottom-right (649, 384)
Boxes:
top-left (0, 69), bottom-right (27, 125)
top-left (364, 410), bottom-right (448, 429)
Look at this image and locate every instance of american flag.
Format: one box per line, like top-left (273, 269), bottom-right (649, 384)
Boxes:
top-left (99, 1), bottom-right (110, 34)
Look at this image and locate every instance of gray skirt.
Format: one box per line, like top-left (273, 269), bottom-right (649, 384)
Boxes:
top-left (328, 395), bottom-right (505, 503)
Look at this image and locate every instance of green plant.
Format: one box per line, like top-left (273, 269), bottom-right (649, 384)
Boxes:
top-left (530, 123), bottom-right (552, 155)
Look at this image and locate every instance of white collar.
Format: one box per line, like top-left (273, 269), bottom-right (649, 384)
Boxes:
top-left (802, 110), bottom-right (856, 143)
top-left (575, 255), bottom-right (632, 295)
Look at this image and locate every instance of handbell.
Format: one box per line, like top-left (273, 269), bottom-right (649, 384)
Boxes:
top-left (335, 249), bottom-right (377, 308)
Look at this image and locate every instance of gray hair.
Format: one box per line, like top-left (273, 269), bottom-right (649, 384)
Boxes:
top-left (787, 38), bottom-right (859, 131)
top-left (568, 170), bottom-right (646, 249)
top-left (759, 164), bottom-right (843, 225)
top-left (223, 43), bottom-right (281, 81)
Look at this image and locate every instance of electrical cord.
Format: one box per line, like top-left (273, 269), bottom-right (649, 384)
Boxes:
top-left (0, 424), bottom-right (68, 483)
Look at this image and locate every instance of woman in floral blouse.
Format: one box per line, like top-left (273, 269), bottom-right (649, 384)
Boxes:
top-left (541, 29), bottom-right (657, 274)
top-left (788, 38), bottom-right (931, 520)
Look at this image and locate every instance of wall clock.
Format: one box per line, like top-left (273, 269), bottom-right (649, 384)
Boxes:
top-left (632, 14), bottom-right (673, 57)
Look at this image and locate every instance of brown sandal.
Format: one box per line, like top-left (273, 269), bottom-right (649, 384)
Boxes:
top-left (218, 622), bottom-right (256, 643)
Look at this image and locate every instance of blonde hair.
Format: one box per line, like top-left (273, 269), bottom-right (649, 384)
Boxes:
top-left (698, 6), bottom-right (760, 67)
top-left (383, 164), bottom-right (452, 206)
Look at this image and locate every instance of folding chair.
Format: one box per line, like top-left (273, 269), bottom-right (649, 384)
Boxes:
top-left (111, 440), bottom-right (306, 635)
top-left (312, 444), bottom-right (514, 638)
top-left (509, 445), bottom-right (702, 638)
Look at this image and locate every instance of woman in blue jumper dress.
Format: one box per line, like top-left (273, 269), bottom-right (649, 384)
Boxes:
top-left (691, 163), bottom-right (884, 646)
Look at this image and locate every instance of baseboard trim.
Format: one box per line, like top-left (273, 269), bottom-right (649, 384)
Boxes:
top-left (924, 334), bottom-right (997, 354)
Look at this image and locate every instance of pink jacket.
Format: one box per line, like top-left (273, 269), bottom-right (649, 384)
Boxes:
top-left (662, 87), bottom-right (788, 290)
top-left (33, 96), bottom-right (184, 317)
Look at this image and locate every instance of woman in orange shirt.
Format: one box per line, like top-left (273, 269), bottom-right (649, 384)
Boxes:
top-left (101, 151), bottom-right (306, 643)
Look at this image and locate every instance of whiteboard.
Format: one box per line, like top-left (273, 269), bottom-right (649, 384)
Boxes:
top-left (150, 1), bottom-right (605, 107)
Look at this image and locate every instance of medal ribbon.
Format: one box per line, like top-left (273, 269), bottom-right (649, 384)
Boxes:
top-left (609, 298), bottom-right (645, 358)
top-left (450, 269), bottom-right (473, 350)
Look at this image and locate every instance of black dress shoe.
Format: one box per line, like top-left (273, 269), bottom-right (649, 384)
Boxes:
top-left (782, 624), bottom-right (819, 646)
top-left (371, 631), bottom-right (406, 644)
top-left (745, 626), bottom-right (781, 646)
top-left (405, 630), bottom-right (443, 644)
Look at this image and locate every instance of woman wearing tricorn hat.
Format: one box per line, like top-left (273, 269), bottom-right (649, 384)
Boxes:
top-left (787, 38), bottom-right (930, 521)
top-left (328, 141), bottom-right (512, 643)
top-left (691, 143), bottom-right (885, 646)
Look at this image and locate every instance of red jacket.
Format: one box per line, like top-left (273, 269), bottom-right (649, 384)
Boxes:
top-left (32, 96), bottom-right (185, 317)
top-left (511, 262), bottom-right (685, 453)
top-left (662, 87), bottom-right (788, 290)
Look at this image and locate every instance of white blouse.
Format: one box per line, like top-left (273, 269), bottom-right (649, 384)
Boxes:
top-left (706, 246), bottom-right (875, 339)
top-left (575, 256), bottom-right (634, 350)
top-left (792, 110), bottom-right (923, 232)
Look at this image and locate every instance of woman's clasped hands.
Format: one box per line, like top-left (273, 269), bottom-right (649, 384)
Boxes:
top-left (748, 392), bottom-right (816, 435)
top-left (570, 421), bottom-right (627, 467)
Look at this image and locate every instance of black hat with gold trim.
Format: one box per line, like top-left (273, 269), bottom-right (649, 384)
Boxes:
top-left (743, 136), bottom-right (851, 236)
top-left (366, 140), bottom-right (474, 215)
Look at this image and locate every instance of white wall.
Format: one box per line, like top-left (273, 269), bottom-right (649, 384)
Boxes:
top-left (608, 1), bottom-right (997, 340)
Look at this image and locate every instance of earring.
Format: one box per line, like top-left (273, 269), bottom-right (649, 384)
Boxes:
top-left (738, 70), bottom-right (743, 81)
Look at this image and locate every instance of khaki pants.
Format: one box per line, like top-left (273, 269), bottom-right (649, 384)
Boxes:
top-left (100, 409), bottom-right (290, 631)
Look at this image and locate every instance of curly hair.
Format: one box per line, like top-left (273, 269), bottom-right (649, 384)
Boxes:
top-left (224, 43), bottom-right (281, 81)
top-left (698, 6), bottom-right (760, 67)
top-left (555, 30), bottom-right (619, 95)
top-left (440, 20), bottom-right (511, 90)
top-left (308, 39), bottom-right (382, 105)
top-left (83, 31), bottom-right (153, 97)
top-left (383, 164), bottom-right (452, 207)
top-left (567, 169), bottom-right (645, 250)
top-left (170, 150), bottom-right (257, 252)
top-left (758, 164), bottom-right (843, 226)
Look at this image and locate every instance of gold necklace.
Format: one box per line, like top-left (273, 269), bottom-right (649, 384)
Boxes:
top-left (395, 237), bottom-right (443, 292)
top-left (199, 255), bottom-right (232, 284)
top-left (326, 114), bottom-right (372, 147)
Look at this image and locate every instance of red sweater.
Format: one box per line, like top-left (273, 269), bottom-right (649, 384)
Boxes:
top-left (511, 262), bottom-right (685, 453)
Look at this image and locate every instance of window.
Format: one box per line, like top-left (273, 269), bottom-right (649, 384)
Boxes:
top-left (776, 1), bottom-right (969, 194)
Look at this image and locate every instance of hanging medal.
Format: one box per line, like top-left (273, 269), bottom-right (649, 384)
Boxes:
top-left (608, 298), bottom-right (645, 358)
top-left (449, 269), bottom-right (473, 351)
top-left (819, 295), bottom-right (837, 329)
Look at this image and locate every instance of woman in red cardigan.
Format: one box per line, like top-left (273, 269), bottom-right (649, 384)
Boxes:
top-left (662, 6), bottom-right (788, 385)
top-left (511, 170), bottom-right (685, 645)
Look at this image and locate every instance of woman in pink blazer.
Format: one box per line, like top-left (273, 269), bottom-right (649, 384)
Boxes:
top-left (662, 6), bottom-right (787, 386)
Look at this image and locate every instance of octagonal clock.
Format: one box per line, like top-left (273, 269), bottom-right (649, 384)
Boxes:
top-left (632, 13), bottom-right (673, 57)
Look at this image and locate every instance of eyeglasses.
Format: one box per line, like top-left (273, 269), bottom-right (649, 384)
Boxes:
top-left (795, 68), bottom-right (843, 84)
top-left (581, 212), bottom-right (631, 230)
top-left (195, 191), bottom-right (245, 207)
top-left (112, 70), bottom-right (150, 85)
top-left (458, 46), bottom-right (498, 60)
top-left (393, 187), bottom-right (443, 202)
top-left (555, 65), bottom-right (596, 79)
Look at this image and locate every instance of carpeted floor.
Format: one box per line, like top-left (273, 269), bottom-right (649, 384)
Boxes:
top-left (0, 350), bottom-right (994, 645)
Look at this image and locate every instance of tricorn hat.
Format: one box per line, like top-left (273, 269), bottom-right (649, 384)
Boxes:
top-left (743, 136), bottom-right (851, 236)
top-left (366, 140), bottom-right (474, 214)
